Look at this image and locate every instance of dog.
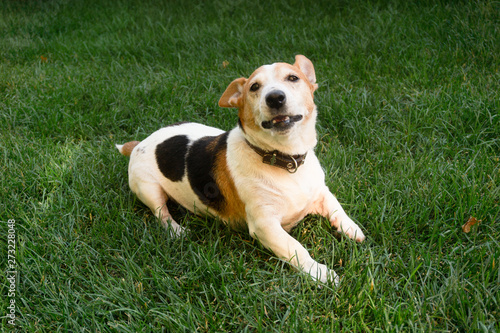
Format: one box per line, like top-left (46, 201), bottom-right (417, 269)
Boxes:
top-left (116, 55), bottom-right (365, 284)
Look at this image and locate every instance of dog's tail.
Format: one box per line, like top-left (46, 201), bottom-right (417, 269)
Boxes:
top-left (115, 141), bottom-right (140, 157)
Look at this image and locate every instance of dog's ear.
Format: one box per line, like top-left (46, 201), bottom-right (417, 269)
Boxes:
top-left (219, 78), bottom-right (247, 108)
top-left (294, 55), bottom-right (318, 91)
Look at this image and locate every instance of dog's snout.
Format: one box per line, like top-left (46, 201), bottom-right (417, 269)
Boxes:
top-left (266, 90), bottom-right (286, 110)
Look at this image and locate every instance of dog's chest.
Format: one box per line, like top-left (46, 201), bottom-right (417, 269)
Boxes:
top-left (231, 154), bottom-right (325, 230)
top-left (274, 170), bottom-right (324, 229)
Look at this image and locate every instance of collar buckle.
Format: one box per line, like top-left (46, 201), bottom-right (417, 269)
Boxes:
top-left (247, 140), bottom-right (306, 173)
top-left (285, 156), bottom-right (299, 173)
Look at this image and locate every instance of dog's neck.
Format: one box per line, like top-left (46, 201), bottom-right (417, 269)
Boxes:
top-left (244, 139), bottom-right (308, 173)
top-left (243, 128), bottom-right (316, 155)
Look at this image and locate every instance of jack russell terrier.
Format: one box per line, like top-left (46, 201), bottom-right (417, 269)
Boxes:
top-left (116, 55), bottom-right (365, 284)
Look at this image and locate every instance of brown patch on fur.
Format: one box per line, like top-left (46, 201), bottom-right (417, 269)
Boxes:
top-left (302, 89), bottom-right (317, 122)
top-left (238, 67), bottom-right (264, 133)
top-left (292, 55), bottom-right (318, 92)
top-left (288, 62), bottom-right (318, 121)
top-left (219, 77), bottom-right (258, 134)
top-left (238, 103), bottom-right (259, 133)
top-left (219, 77), bottom-right (246, 108)
top-left (213, 147), bottom-right (246, 227)
top-left (119, 141), bottom-right (140, 156)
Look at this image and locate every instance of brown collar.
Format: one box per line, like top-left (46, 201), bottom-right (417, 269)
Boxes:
top-left (245, 140), bottom-right (307, 173)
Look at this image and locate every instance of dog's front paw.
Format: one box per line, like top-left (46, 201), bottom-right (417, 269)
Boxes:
top-left (342, 223), bottom-right (365, 242)
top-left (332, 216), bottom-right (366, 242)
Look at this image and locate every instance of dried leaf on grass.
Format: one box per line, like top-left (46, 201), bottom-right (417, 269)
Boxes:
top-left (462, 216), bottom-right (481, 233)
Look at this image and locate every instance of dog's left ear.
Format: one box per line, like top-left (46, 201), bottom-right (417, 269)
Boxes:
top-left (219, 77), bottom-right (247, 108)
top-left (294, 55), bottom-right (318, 92)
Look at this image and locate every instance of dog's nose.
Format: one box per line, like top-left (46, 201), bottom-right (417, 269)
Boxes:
top-left (266, 90), bottom-right (286, 110)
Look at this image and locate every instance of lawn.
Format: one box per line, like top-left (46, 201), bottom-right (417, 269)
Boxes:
top-left (1, 0), bottom-right (499, 331)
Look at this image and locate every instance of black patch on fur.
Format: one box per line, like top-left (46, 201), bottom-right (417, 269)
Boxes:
top-left (155, 135), bottom-right (190, 182)
top-left (187, 132), bottom-right (229, 212)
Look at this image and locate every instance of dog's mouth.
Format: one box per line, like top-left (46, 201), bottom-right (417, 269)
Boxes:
top-left (261, 115), bottom-right (303, 131)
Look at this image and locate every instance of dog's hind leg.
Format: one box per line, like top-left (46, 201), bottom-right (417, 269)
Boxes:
top-left (132, 182), bottom-right (184, 237)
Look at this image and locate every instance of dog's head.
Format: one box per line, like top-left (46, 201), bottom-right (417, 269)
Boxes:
top-left (219, 55), bottom-right (318, 154)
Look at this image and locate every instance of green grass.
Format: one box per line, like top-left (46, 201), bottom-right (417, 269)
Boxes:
top-left (1, 0), bottom-right (499, 331)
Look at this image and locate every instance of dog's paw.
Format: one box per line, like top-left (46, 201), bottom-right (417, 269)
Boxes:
top-left (332, 216), bottom-right (366, 242)
top-left (308, 263), bottom-right (340, 286)
top-left (342, 223), bottom-right (365, 242)
top-left (163, 219), bottom-right (186, 238)
top-left (169, 225), bottom-right (186, 238)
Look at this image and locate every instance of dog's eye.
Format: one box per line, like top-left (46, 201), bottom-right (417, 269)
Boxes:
top-left (250, 82), bottom-right (260, 92)
top-left (287, 74), bottom-right (299, 82)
